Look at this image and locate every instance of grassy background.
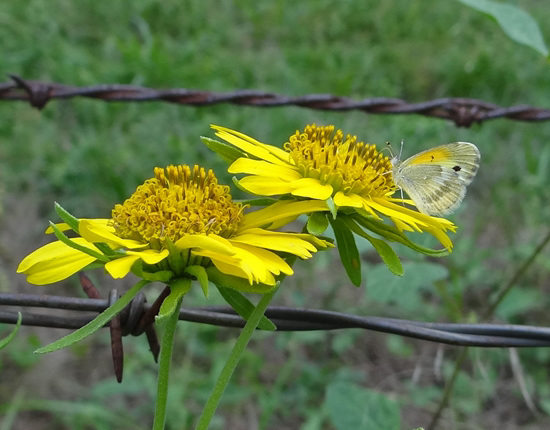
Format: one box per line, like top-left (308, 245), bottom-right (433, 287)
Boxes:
top-left (1, 0), bottom-right (550, 429)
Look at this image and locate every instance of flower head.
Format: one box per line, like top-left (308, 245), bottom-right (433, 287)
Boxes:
top-left (18, 165), bottom-right (331, 289)
top-left (211, 124), bottom-right (456, 251)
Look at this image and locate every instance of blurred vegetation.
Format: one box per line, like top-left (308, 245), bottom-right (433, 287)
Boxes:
top-left (1, 0), bottom-right (550, 429)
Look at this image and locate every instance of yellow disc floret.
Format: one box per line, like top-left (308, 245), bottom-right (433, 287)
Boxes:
top-left (111, 165), bottom-right (245, 244)
top-left (284, 124), bottom-right (396, 198)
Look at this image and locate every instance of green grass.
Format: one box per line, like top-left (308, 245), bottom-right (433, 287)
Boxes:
top-left (1, 0), bottom-right (550, 429)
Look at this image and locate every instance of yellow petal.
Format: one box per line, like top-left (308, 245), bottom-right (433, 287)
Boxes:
top-left (18, 238), bottom-right (99, 273)
top-left (333, 191), bottom-right (363, 208)
top-left (392, 218), bottom-right (415, 232)
top-left (45, 223), bottom-right (71, 234)
top-left (228, 158), bottom-right (301, 181)
top-left (208, 257), bottom-right (256, 284)
top-left (79, 219), bottom-right (146, 249)
top-left (237, 176), bottom-right (294, 196)
top-left (232, 242), bottom-right (293, 276)
top-left (17, 239), bottom-right (98, 285)
top-left (104, 249), bottom-right (169, 278)
top-left (192, 247), bottom-right (276, 285)
top-left (104, 256), bottom-right (139, 278)
top-left (242, 200), bottom-right (328, 230)
top-left (368, 198), bottom-right (430, 229)
top-left (231, 229), bottom-right (317, 259)
top-left (191, 249), bottom-right (255, 284)
top-left (424, 226), bottom-right (454, 251)
top-left (175, 234), bottom-right (236, 256)
top-left (290, 178), bottom-right (333, 200)
top-left (127, 248), bottom-right (170, 264)
top-left (45, 218), bottom-right (110, 234)
top-left (212, 125), bottom-right (291, 165)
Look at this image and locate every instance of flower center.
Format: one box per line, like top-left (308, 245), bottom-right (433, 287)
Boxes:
top-left (284, 124), bottom-right (396, 198)
top-left (111, 165), bottom-right (245, 244)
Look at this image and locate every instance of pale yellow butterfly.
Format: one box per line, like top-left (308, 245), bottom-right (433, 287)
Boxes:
top-left (391, 142), bottom-right (481, 216)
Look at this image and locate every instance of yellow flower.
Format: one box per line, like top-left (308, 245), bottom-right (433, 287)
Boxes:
top-left (211, 124), bottom-right (456, 250)
top-left (18, 165), bottom-right (331, 289)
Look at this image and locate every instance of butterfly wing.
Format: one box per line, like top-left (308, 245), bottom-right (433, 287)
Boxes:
top-left (392, 142), bottom-right (480, 216)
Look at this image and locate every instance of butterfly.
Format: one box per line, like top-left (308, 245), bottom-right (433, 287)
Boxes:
top-left (391, 142), bottom-right (481, 216)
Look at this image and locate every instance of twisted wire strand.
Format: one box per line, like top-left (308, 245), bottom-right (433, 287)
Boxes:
top-left (1, 293), bottom-right (550, 347)
top-left (2, 75), bottom-right (550, 127)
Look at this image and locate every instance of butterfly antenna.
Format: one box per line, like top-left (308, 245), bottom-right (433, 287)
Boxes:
top-left (382, 141), bottom-right (393, 157)
top-left (399, 139), bottom-right (404, 160)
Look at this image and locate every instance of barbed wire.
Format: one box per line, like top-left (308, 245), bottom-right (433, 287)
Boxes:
top-left (2, 292), bottom-right (550, 348)
top-left (4, 75), bottom-right (550, 386)
top-left (2, 75), bottom-right (550, 127)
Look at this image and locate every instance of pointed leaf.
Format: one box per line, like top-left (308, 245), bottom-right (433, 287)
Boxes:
top-left (353, 215), bottom-right (450, 257)
top-left (0, 312), bottom-right (22, 349)
top-left (217, 286), bottom-right (276, 331)
top-left (307, 212), bottom-right (329, 235)
top-left (94, 242), bottom-right (117, 257)
top-left (35, 280), bottom-right (149, 354)
top-left (346, 218), bottom-right (403, 276)
top-left (232, 176), bottom-right (259, 195)
top-left (326, 196), bottom-right (338, 220)
top-left (184, 265), bottom-right (209, 298)
top-left (54, 202), bottom-right (80, 233)
top-left (456, 0), bottom-right (548, 57)
top-left (164, 238), bottom-right (185, 275)
top-left (131, 261), bottom-right (174, 282)
top-left (157, 278), bottom-right (192, 325)
top-left (201, 136), bottom-right (247, 164)
top-left (330, 216), bottom-right (362, 286)
top-left (49, 222), bottom-right (109, 262)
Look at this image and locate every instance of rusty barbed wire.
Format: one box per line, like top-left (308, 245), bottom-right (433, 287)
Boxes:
top-left (2, 292), bottom-right (550, 348)
top-left (2, 75), bottom-right (550, 127)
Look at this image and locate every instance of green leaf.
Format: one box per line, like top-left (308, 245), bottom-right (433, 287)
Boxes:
top-left (184, 265), bottom-right (209, 298)
top-left (164, 238), bottom-right (185, 275)
top-left (197, 287), bottom-right (278, 428)
top-left (353, 215), bottom-right (450, 257)
top-left (205, 266), bottom-right (277, 294)
top-left (34, 280), bottom-right (149, 354)
top-left (131, 261), bottom-right (174, 283)
top-left (232, 176), bottom-right (253, 194)
top-left (0, 312), bottom-right (22, 349)
top-left (330, 216), bottom-right (362, 286)
top-left (344, 217), bottom-right (403, 276)
top-left (361, 234), bottom-right (402, 275)
top-left (154, 290), bottom-right (184, 430)
top-left (54, 202), bottom-right (80, 233)
top-left (217, 286), bottom-right (277, 331)
top-left (94, 242), bottom-right (117, 257)
top-left (307, 212), bottom-right (329, 235)
top-left (49, 222), bottom-right (109, 262)
top-left (325, 196), bottom-right (338, 220)
top-left (456, 0), bottom-right (548, 57)
top-left (325, 381), bottom-right (400, 430)
top-left (201, 136), bottom-right (247, 164)
top-left (157, 278), bottom-right (192, 325)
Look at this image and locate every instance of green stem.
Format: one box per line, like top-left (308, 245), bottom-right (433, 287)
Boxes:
top-left (195, 287), bottom-right (278, 430)
top-left (482, 230), bottom-right (550, 320)
top-left (427, 230), bottom-right (550, 430)
top-left (153, 294), bottom-right (185, 430)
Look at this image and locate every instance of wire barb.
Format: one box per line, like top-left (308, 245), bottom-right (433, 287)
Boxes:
top-left (2, 76), bottom-right (550, 127)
